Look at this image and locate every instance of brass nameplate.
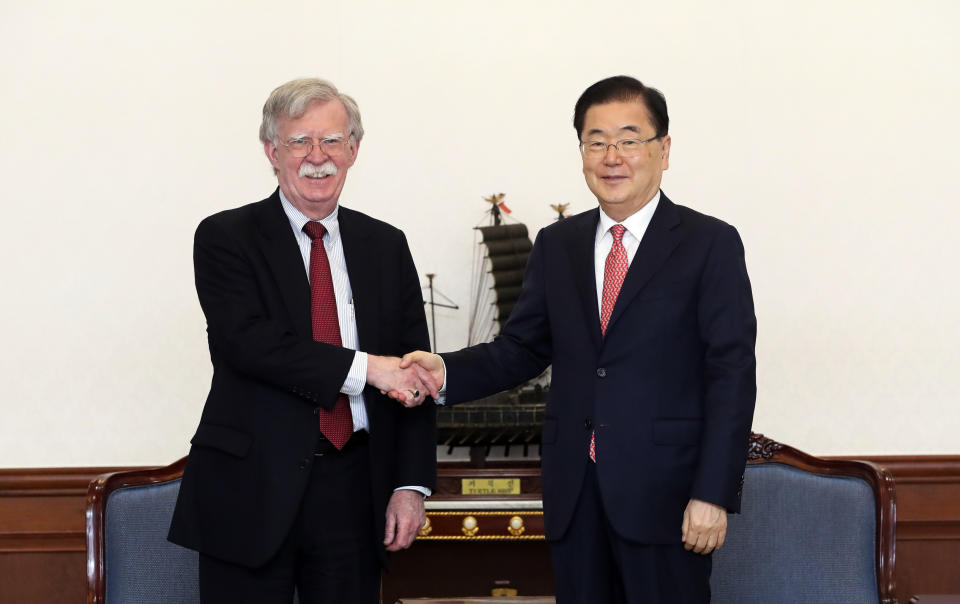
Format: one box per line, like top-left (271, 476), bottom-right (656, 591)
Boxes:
top-left (461, 478), bottom-right (521, 495)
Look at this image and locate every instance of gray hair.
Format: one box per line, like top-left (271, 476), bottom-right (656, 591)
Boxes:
top-left (259, 78), bottom-right (364, 145)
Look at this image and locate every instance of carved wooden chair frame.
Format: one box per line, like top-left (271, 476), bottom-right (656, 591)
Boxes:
top-left (747, 432), bottom-right (897, 604)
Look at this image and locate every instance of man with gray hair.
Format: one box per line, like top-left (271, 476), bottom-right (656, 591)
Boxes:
top-left (169, 77), bottom-right (437, 603)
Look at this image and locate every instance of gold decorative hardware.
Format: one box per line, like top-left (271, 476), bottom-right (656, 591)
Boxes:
top-left (417, 516), bottom-right (432, 537)
top-left (462, 515), bottom-right (479, 537)
top-left (415, 511), bottom-right (545, 541)
top-left (507, 515), bottom-right (525, 536)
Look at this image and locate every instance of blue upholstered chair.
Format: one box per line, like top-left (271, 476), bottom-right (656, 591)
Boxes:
top-left (87, 434), bottom-right (896, 603)
top-left (86, 458), bottom-right (199, 604)
top-left (86, 458), bottom-right (310, 604)
top-left (711, 433), bottom-right (897, 604)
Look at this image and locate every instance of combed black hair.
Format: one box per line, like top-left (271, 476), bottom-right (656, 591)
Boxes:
top-left (573, 75), bottom-right (669, 139)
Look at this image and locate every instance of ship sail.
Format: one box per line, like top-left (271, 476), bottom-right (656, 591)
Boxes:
top-left (468, 223), bottom-right (532, 345)
top-left (435, 195), bottom-right (553, 461)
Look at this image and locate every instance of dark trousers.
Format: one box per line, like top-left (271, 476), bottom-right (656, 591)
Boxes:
top-left (199, 432), bottom-right (380, 604)
top-left (549, 462), bottom-right (712, 604)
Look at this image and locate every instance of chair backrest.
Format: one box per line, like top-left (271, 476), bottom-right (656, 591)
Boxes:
top-left (87, 436), bottom-right (895, 604)
top-left (710, 433), bottom-right (897, 604)
top-left (86, 458), bottom-right (199, 604)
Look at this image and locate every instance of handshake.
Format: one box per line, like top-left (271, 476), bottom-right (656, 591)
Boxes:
top-left (366, 351), bottom-right (445, 407)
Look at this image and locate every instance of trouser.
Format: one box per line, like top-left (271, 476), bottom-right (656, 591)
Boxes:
top-left (199, 431), bottom-right (379, 604)
top-left (549, 462), bottom-right (712, 604)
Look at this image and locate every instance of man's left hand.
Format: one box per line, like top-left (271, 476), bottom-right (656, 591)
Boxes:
top-left (681, 498), bottom-right (727, 554)
top-left (384, 489), bottom-right (426, 552)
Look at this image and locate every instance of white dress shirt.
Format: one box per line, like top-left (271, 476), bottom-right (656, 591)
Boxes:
top-left (594, 191), bottom-right (660, 314)
top-left (280, 191), bottom-right (369, 432)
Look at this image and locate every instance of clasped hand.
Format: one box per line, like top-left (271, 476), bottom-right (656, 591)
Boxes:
top-left (380, 351), bottom-right (444, 407)
top-left (366, 354), bottom-right (441, 406)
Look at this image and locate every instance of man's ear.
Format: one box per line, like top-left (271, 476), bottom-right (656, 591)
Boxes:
top-left (345, 138), bottom-right (361, 168)
top-left (264, 140), bottom-right (280, 170)
top-left (660, 135), bottom-right (671, 170)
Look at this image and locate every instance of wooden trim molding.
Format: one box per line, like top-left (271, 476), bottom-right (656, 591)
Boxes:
top-left (0, 466), bottom-right (136, 496)
top-left (860, 457), bottom-right (960, 483)
top-left (853, 456), bottom-right (960, 547)
top-left (0, 465), bottom-right (144, 554)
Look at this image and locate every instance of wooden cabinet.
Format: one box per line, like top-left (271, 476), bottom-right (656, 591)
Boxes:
top-left (382, 461), bottom-right (553, 603)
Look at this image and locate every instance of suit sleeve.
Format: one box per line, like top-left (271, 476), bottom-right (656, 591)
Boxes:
top-left (691, 223), bottom-right (757, 512)
top-left (387, 233), bottom-right (437, 490)
top-left (442, 229), bottom-right (553, 404)
top-left (194, 216), bottom-right (354, 409)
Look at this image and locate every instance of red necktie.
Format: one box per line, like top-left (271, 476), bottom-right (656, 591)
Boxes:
top-left (303, 221), bottom-right (353, 450)
top-left (592, 224), bottom-right (629, 462)
top-left (600, 224), bottom-right (628, 337)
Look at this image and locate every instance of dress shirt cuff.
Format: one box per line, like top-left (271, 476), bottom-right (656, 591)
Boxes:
top-left (341, 351), bottom-right (367, 395)
top-left (434, 356), bottom-right (448, 406)
top-left (395, 485), bottom-right (432, 498)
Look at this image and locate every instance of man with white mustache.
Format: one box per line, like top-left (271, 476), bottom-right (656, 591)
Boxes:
top-left (299, 160), bottom-right (338, 179)
top-left (169, 77), bottom-right (437, 604)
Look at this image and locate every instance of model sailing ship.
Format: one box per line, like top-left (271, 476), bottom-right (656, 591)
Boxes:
top-left (434, 195), bottom-right (569, 460)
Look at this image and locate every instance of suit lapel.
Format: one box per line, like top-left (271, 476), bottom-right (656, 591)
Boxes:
top-left (255, 190), bottom-right (312, 340)
top-left (605, 193), bottom-right (682, 335)
top-left (564, 209), bottom-right (603, 352)
top-left (338, 206), bottom-right (380, 352)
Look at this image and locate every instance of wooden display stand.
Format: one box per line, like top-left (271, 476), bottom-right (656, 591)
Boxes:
top-left (381, 460), bottom-right (554, 603)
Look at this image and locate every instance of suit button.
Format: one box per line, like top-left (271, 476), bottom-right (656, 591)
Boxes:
top-left (596, 368), bottom-right (606, 378)
top-left (584, 419), bottom-right (593, 430)
top-left (313, 407), bottom-right (320, 415)
top-left (299, 458), bottom-right (310, 469)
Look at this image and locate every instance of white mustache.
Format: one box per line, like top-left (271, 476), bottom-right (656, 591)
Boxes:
top-left (299, 161), bottom-right (338, 178)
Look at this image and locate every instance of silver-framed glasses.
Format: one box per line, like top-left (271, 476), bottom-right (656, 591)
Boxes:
top-left (281, 135), bottom-right (350, 158)
top-left (579, 135), bottom-right (661, 158)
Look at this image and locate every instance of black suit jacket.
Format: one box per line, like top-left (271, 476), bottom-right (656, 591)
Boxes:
top-left (442, 193), bottom-right (756, 544)
top-left (168, 190), bottom-right (436, 568)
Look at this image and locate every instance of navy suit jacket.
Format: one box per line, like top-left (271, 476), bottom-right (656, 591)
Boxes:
top-left (442, 192), bottom-right (756, 543)
top-left (168, 190), bottom-right (436, 568)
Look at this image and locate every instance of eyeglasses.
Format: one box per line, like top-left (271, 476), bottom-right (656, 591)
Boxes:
top-left (579, 135), bottom-right (662, 159)
top-left (281, 136), bottom-right (351, 158)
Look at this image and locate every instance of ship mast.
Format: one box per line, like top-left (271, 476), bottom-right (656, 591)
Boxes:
top-left (422, 273), bottom-right (458, 352)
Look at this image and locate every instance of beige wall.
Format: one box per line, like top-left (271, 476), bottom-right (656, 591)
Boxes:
top-left (1, 1), bottom-right (957, 466)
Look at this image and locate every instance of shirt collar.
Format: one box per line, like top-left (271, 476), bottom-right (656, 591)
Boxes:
top-left (596, 190), bottom-right (661, 241)
top-left (278, 189), bottom-right (341, 240)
